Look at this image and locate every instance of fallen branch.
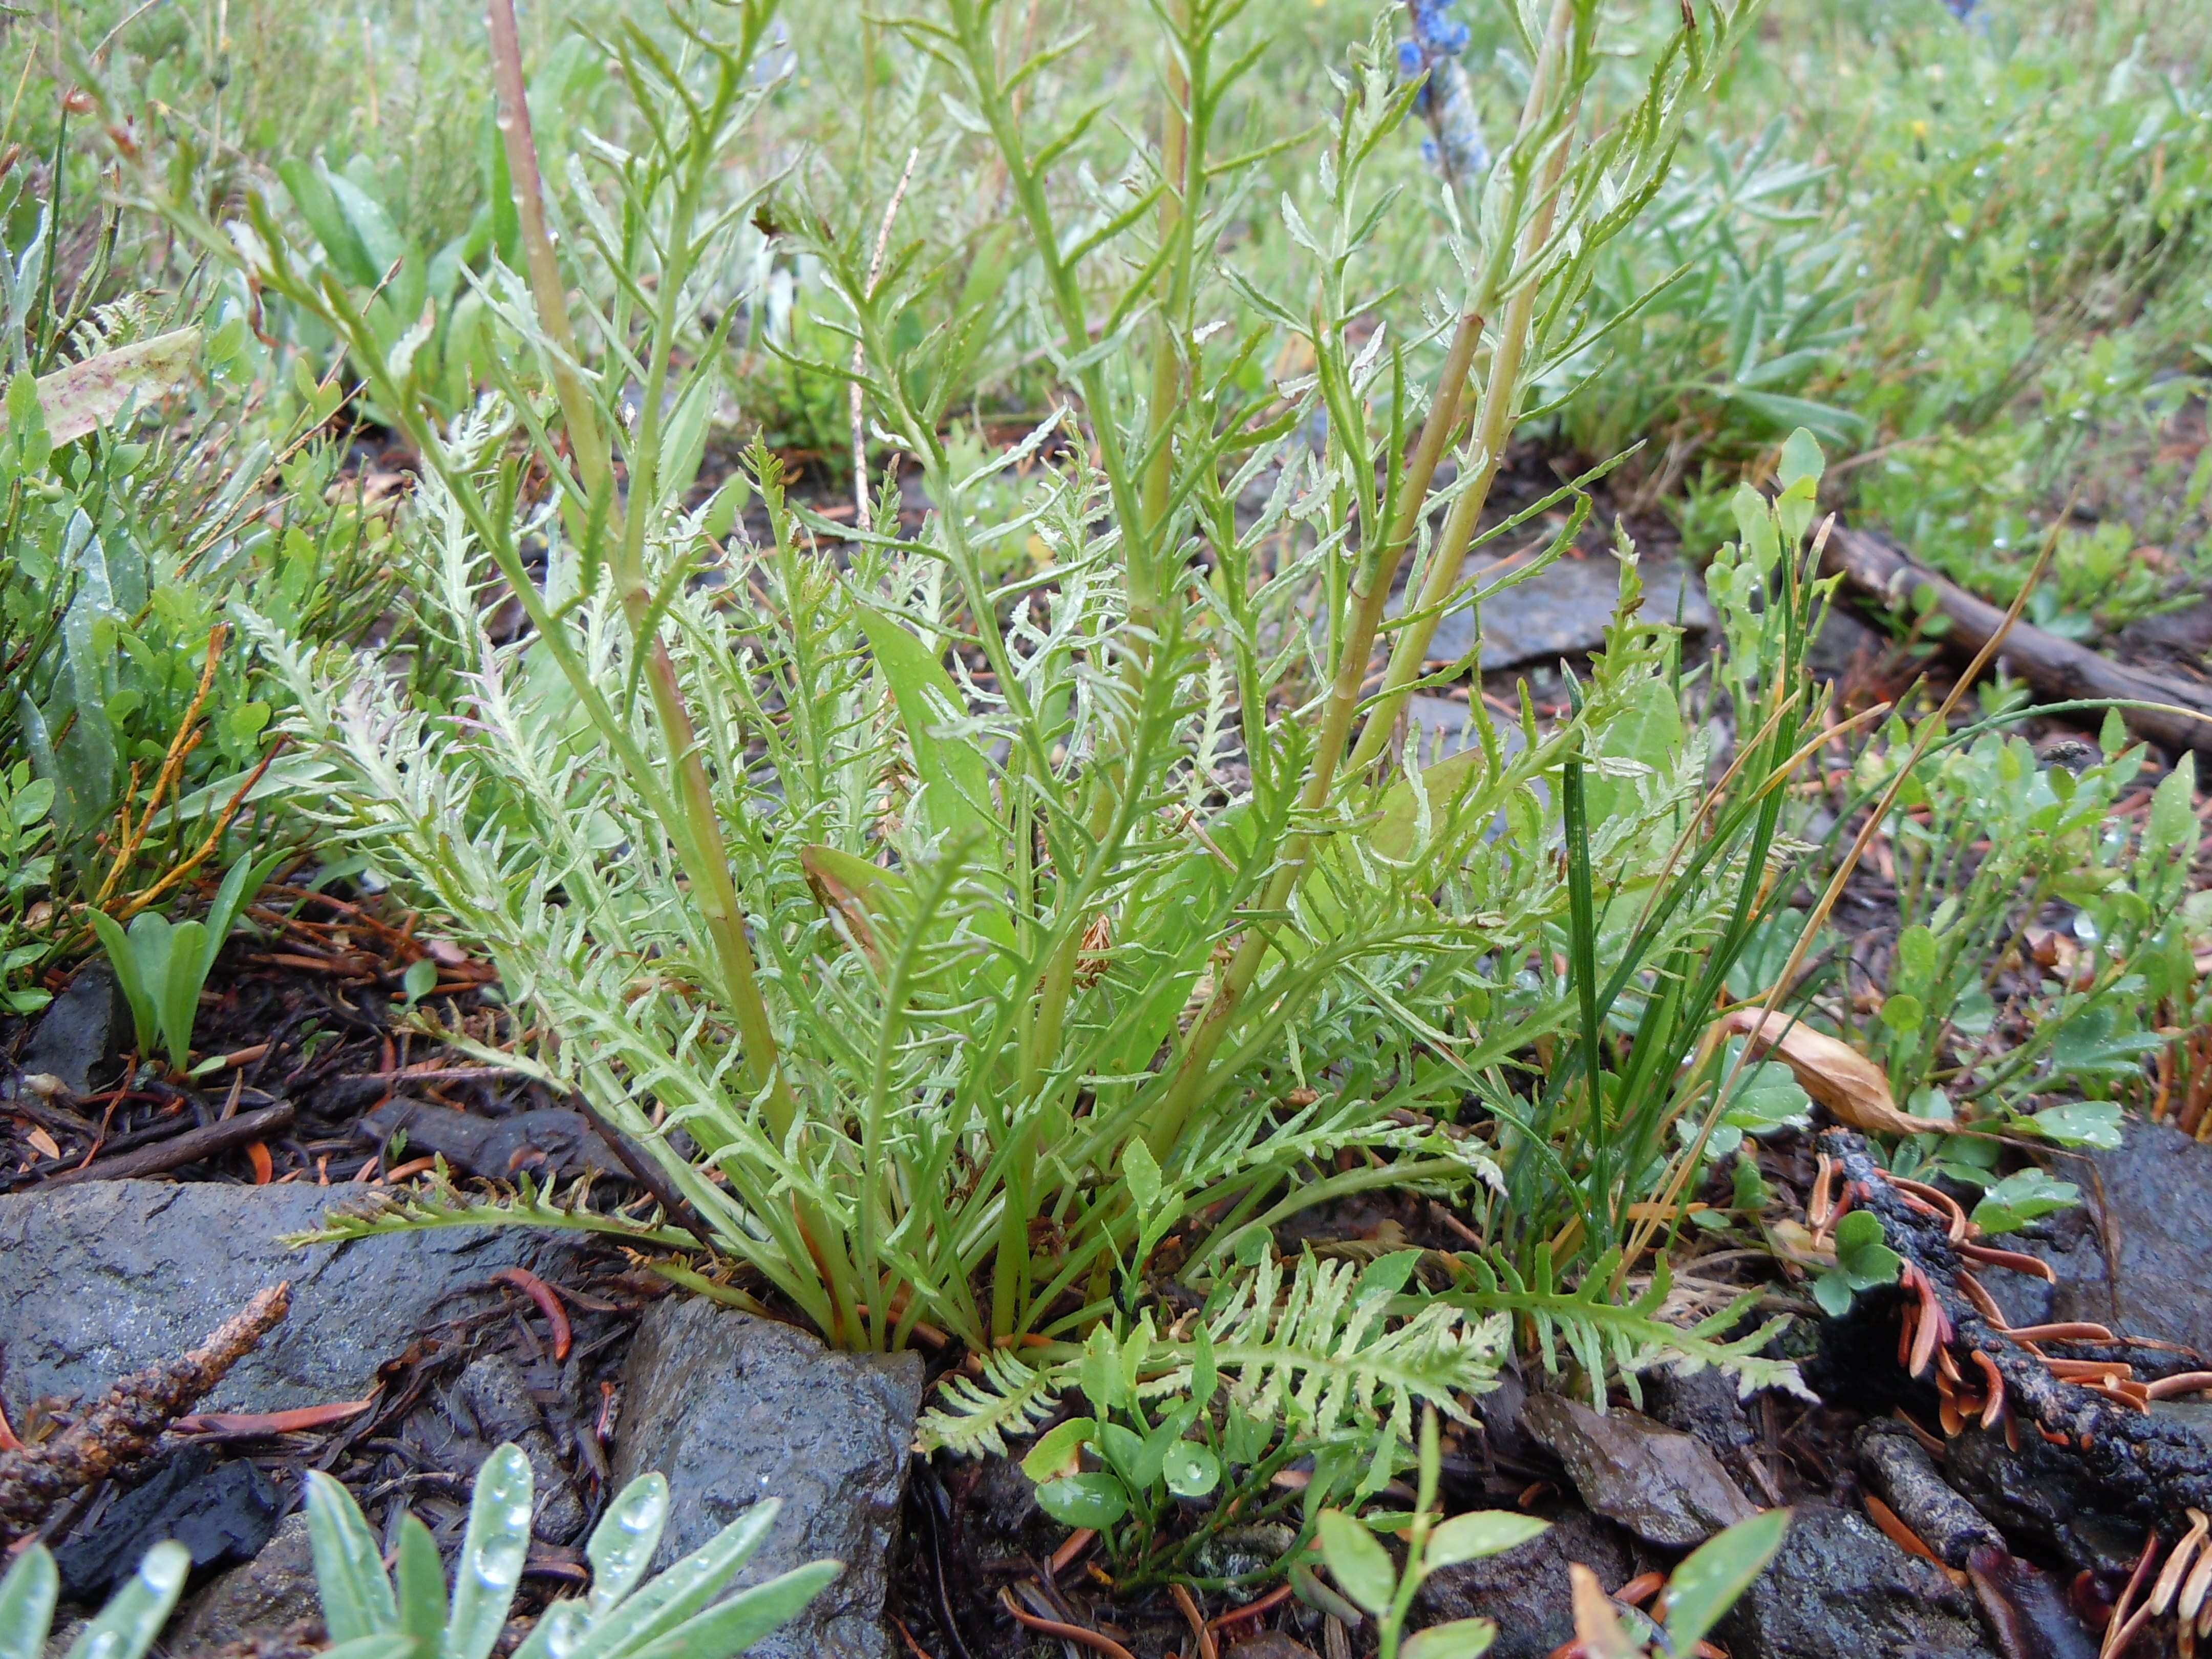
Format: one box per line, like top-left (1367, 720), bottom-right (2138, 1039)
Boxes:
top-left (1821, 525), bottom-right (2212, 758)
top-left (41, 1101), bottom-right (295, 1186)
top-left (0, 1283), bottom-right (290, 1541)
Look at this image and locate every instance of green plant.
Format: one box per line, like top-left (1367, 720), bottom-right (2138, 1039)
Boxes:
top-left (1851, 724), bottom-right (2198, 1143)
top-left (1006, 1248), bottom-right (1506, 1583)
top-left (142, 0), bottom-right (1789, 1387)
top-left (1313, 1409), bottom-right (1791, 1658)
top-left (299, 1442), bottom-right (838, 1659)
top-left (1810, 1209), bottom-right (1900, 1318)
top-left (0, 1539), bottom-right (192, 1659)
top-left (90, 852), bottom-right (280, 1071)
top-left (0, 761), bottom-right (57, 1013)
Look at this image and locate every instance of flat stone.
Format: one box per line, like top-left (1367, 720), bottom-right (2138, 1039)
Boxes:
top-left (1718, 1503), bottom-right (1995, 1659)
top-left (165, 1513), bottom-right (322, 1659)
top-left (1411, 1506), bottom-right (1639, 1659)
top-left (1521, 1393), bottom-right (1757, 1547)
top-left (13, 966), bottom-right (122, 1097)
top-left (1988, 1119), bottom-right (2212, 1356)
top-left (1410, 555), bottom-right (1713, 672)
top-left (0, 1180), bottom-right (587, 1420)
top-left (608, 1298), bottom-right (924, 1659)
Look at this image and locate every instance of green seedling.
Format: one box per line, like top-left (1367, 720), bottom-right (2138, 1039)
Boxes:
top-left (89, 852), bottom-right (281, 1073)
top-left (0, 1539), bottom-right (190, 1659)
top-left (1811, 1210), bottom-right (1902, 1318)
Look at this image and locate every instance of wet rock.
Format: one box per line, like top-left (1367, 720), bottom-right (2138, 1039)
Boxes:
top-left (164, 1513), bottom-right (321, 1659)
top-left (1943, 1426), bottom-right (2145, 1578)
top-left (608, 1296), bottom-right (925, 1659)
top-left (417, 1353), bottom-right (587, 1543)
top-left (53, 1443), bottom-right (279, 1600)
top-left (1414, 556), bottom-right (1713, 672)
top-left (1226, 1636), bottom-right (1320, 1659)
top-left (1638, 1368), bottom-right (1769, 1500)
top-left (1857, 1422), bottom-right (2002, 1568)
top-left (1717, 1502), bottom-right (1996, 1659)
top-left (0, 1180), bottom-right (587, 1420)
top-left (1521, 1393), bottom-right (1756, 1547)
top-left (1988, 1120), bottom-right (2212, 1356)
top-left (1411, 1506), bottom-right (1638, 1659)
top-left (357, 1099), bottom-right (622, 1183)
top-left (1964, 1548), bottom-right (2100, 1659)
top-left (12, 966), bottom-right (122, 1097)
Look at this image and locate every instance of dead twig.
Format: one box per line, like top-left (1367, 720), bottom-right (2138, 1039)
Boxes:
top-left (0, 1283), bottom-right (291, 1541)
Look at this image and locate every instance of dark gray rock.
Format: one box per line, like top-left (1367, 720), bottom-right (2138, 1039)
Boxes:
top-left (0, 1180), bottom-right (586, 1419)
top-left (164, 1513), bottom-right (321, 1659)
top-left (1411, 555), bottom-right (1713, 671)
top-left (1942, 1426), bottom-right (2144, 1578)
top-left (441, 1353), bottom-right (587, 1543)
top-left (1719, 1503), bottom-right (1994, 1659)
top-left (608, 1297), bottom-right (924, 1659)
top-left (1638, 1367), bottom-right (1768, 1501)
top-left (1987, 1121), bottom-right (2212, 1357)
top-left (14, 965), bottom-right (123, 1096)
top-left (1521, 1393), bottom-right (1757, 1547)
top-left (1411, 1507), bottom-right (1638, 1659)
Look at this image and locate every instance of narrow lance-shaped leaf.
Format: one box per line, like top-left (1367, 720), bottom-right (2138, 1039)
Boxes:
top-left (443, 1444), bottom-right (532, 1659)
top-left (1, 329), bottom-right (201, 448)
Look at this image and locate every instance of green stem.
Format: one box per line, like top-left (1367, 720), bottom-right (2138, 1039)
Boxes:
top-left (1343, 0), bottom-right (1578, 774)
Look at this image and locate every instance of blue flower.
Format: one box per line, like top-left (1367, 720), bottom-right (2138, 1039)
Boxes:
top-left (1396, 0), bottom-right (1486, 182)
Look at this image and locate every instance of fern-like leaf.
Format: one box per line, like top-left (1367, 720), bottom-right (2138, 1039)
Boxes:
top-left (285, 1167), bottom-right (699, 1253)
top-left (1447, 1249), bottom-right (1810, 1408)
top-left (917, 1348), bottom-right (1063, 1457)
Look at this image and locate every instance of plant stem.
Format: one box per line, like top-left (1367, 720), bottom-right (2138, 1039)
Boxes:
top-left (1343, 0), bottom-right (1578, 773)
top-left (484, 0), bottom-right (609, 502)
top-left (1143, 1), bottom-right (1583, 1158)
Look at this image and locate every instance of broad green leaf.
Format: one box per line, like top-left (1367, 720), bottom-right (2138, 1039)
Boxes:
top-left (1035, 1474), bottom-right (1130, 1530)
top-left (0, 1545), bottom-right (59, 1659)
top-left (1777, 429), bottom-right (1825, 492)
top-left (278, 160), bottom-right (380, 287)
top-left (305, 1470), bottom-right (399, 1642)
top-left (1079, 1323), bottom-right (1128, 1415)
top-left (1402, 1618), bottom-right (1498, 1659)
top-left (587, 1473), bottom-right (670, 1614)
top-left (394, 1515), bottom-right (448, 1650)
top-left (852, 605), bottom-right (995, 852)
top-left (1, 330), bottom-right (201, 448)
top-left (443, 1444), bottom-right (532, 1659)
top-left (1315, 1510), bottom-right (1396, 1615)
top-left (88, 909), bottom-right (157, 1056)
top-left (2031, 1101), bottom-right (2123, 1150)
top-left (1094, 1421), bottom-right (1149, 1491)
top-left (1122, 1138), bottom-right (1162, 1215)
top-left (63, 1541), bottom-right (190, 1659)
top-left (1971, 1169), bottom-right (2079, 1236)
top-left (1371, 746), bottom-right (1486, 861)
top-left (1020, 1418), bottom-right (1096, 1484)
top-left (568, 1502), bottom-right (786, 1659)
top-left (618, 1561), bottom-right (841, 1659)
top-left (1663, 1507), bottom-right (1791, 1649)
top-left (1425, 1511), bottom-right (1549, 1570)
top-left (1161, 1440), bottom-right (1221, 1499)
top-left (799, 844), bottom-right (908, 971)
top-left (203, 852), bottom-right (284, 971)
top-left (160, 919), bottom-right (209, 1066)
top-left (8, 776), bottom-right (53, 826)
